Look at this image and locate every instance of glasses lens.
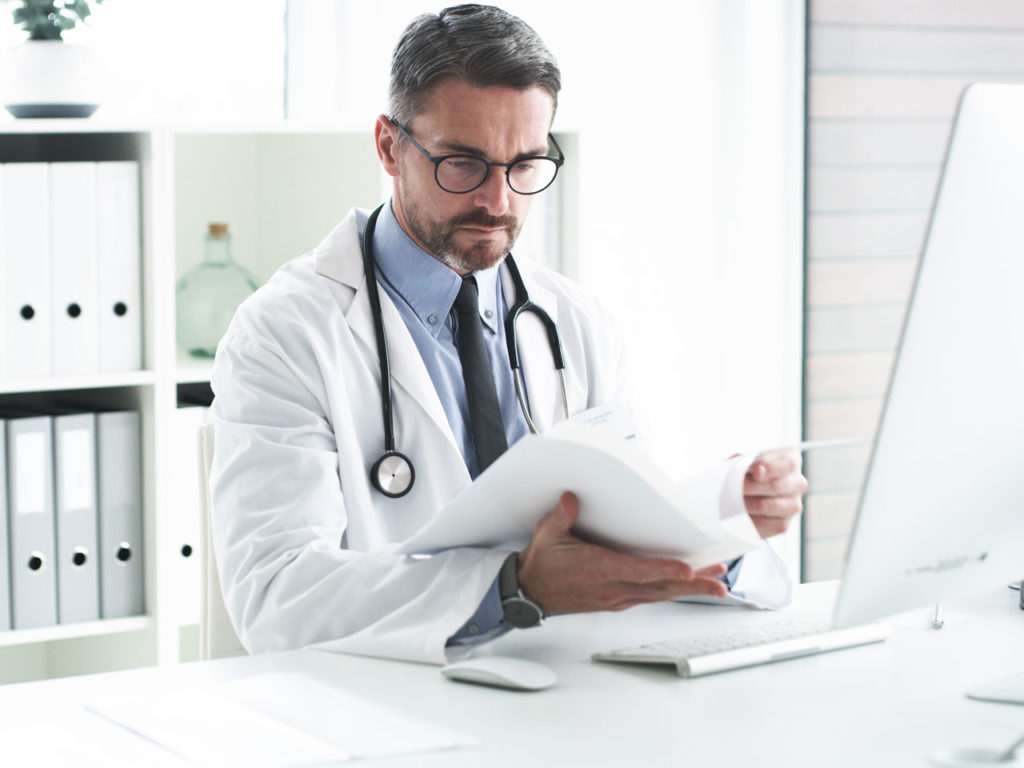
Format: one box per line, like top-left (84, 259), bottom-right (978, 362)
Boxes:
top-left (436, 156), bottom-right (488, 193)
top-left (508, 158), bottom-right (559, 194)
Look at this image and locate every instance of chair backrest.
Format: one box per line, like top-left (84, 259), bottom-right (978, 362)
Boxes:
top-left (198, 422), bottom-right (247, 660)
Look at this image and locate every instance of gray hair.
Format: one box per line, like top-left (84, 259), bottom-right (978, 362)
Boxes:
top-left (387, 4), bottom-right (561, 126)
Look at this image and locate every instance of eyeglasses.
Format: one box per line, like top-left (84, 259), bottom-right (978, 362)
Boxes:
top-left (389, 118), bottom-right (564, 195)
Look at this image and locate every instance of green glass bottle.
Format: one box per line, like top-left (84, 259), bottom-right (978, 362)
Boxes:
top-left (175, 223), bottom-right (258, 358)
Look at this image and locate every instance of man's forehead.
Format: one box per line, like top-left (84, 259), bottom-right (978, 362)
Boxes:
top-left (410, 80), bottom-right (555, 153)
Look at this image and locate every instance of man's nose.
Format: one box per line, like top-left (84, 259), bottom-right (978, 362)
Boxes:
top-left (471, 166), bottom-right (512, 216)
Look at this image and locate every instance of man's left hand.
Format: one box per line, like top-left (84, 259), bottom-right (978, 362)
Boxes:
top-left (743, 448), bottom-right (808, 538)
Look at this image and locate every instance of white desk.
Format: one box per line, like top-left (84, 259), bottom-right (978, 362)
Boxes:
top-left (1, 582), bottom-right (1021, 767)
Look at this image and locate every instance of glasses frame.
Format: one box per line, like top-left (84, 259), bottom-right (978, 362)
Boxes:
top-left (388, 118), bottom-right (564, 195)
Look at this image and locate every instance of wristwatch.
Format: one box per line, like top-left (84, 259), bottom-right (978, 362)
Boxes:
top-left (498, 552), bottom-right (544, 629)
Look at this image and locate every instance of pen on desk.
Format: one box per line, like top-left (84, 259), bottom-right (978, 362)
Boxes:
top-left (1020, 581), bottom-right (1023, 611)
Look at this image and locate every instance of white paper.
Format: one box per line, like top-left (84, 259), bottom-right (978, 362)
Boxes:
top-left (14, 431), bottom-right (45, 515)
top-left (398, 421), bottom-right (762, 569)
top-left (86, 672), bottom-right (472, 767)
top-left (61, 428), bottom-right (95, 511)
top-left (219, 673), bottom-right (472, 758)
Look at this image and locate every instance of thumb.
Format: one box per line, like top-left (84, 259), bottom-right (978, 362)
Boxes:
top-left (532, 491), bottom-right (580, 544)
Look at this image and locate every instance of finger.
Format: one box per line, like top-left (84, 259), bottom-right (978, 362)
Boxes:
top-left (745, 493), bottom-right (804, 517)
top-left (749, 514), bottom-right (792, 538)
top-left (605, 576), bottom-right (729, 610)
top-left (744, 470), bottom-right (808, 498)
top-left (590, 550), bottom-right (694, 584)
top-left (747, 449), bottom-right (801, 483)
top-left (694, 562), bottom-right (728, 579)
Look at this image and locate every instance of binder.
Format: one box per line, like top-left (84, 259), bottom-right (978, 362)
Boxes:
top-left (168, 405), bottom-right (207, 625)
top-left (53, 412), bottom-right (100, 624)
top-left (96, 162), bottom-right (142, 374)
top-left (0, 163), bottom-right (52, 380)
top-left (96, 410), bottom-right (144, 618)
top-left (50, 163), bottom-right (99, 377)
top-left (0, 419), bottom-right (11, 630)
top-left (5, 416), bottom-right (58, 629)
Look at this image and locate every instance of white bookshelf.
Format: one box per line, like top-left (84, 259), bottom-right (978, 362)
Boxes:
top-left (0, 122), bottom-right (385, 683)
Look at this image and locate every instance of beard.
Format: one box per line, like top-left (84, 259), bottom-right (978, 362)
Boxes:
top-left (402, 195), bottom-right (522, 273)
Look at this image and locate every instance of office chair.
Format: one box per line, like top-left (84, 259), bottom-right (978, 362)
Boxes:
top-left (198, 422), bottom-right (247, 660)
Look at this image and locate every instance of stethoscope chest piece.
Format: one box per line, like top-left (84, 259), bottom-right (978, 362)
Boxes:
top-left (371, 450), bottom-right (415, 498)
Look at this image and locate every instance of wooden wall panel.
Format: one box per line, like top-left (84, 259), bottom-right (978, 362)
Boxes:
top-left (811, 0), bottom-right (1024, 29)
top-left (803, 2), bottom-right (1024, 581)
top-left (807, 258), bottom-right (918, 306)
top-left (805, 352), bottom-right (895, 399)
top-left (807, 212), bottom-right (928, 258)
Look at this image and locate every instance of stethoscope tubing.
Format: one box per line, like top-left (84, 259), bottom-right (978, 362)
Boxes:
top-left (361, 202), bottom-right (569, 497)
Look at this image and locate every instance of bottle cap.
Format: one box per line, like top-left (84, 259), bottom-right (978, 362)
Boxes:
top-left (208, 222), bottom-right (229, 237)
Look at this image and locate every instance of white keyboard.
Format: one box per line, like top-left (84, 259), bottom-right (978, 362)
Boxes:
top-left (592, 617), bottom-right (891, 678)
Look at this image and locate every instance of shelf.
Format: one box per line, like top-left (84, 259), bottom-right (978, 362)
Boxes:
top-left (0, 616), bottom-right (152, 648)
top-left (176, 352), bottom-right (213, 384)
top-left (0, 370), bottom-right (156, 395)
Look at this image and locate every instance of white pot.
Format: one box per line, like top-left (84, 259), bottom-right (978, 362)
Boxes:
top-left (1, 40), bottom-right (102, 118)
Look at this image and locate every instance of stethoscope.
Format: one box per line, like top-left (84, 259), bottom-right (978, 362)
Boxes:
top-left (362, 203), bottom-right (570, 498)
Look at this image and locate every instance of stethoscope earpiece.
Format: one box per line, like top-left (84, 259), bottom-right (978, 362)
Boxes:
top-left (371, 450), bottom-right (416, 498)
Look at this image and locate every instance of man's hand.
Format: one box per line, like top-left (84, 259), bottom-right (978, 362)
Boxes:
top-left (516, 492), bottom-right (728, 617)
top-left (744, 448), bottom-right (808, 538)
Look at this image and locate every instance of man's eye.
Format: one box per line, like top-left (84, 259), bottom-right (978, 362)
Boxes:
top-left (514, 161), bottom-right (537, 172)
top-left (448, 159), bottom-right (480, 170)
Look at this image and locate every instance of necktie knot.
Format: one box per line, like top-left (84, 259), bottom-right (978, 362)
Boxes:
top-left (454, 276), bottom-right (479, 316)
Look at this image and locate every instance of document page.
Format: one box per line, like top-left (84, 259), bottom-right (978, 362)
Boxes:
top-left (398, 421), bottom-right (762, 569)
top-left (86, 672), bottom-right (472, 767)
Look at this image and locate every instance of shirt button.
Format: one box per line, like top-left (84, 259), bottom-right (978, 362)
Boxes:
top-left (427, 314), bottom-right (438, 325)
top-left (484, 309), bottom-right (494, 319)
top-left (467, 623), bottom-right (480, 635)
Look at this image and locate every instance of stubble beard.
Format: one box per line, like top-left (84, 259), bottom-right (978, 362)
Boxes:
top-left (402, 195), bottom-right (523, 273)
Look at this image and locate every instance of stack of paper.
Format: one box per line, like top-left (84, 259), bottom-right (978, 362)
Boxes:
top-left (398, 422), bottom-right (762, 569)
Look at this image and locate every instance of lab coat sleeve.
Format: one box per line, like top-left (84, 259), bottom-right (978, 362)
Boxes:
top-left (675, 455), bottom-right (793, 609)
top-left (210, 329), bottom-right (508, 665)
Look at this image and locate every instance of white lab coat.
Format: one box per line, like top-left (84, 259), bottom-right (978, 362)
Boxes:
top-left (210, 208), bottom-right (789, 665)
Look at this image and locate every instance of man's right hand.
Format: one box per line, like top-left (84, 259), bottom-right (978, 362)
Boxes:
top-left (516, 492), bottom-right (729, 617)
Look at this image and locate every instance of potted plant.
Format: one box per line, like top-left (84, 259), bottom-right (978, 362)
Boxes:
top-left (1, 0), bottom-right (108, 118)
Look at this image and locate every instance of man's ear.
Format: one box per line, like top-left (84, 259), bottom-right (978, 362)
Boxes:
top-left (375, 115), bottom-right (400, 178)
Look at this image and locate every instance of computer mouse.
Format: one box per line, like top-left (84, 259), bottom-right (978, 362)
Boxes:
top-left (440, 656), bottom-right (557, 691)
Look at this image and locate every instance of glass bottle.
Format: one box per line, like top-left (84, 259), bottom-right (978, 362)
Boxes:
top-left (176, 223), bottom-right (258, 358)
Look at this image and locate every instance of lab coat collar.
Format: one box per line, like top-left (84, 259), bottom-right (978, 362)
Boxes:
top-left (370, 203), bottom-right (501, 338)
top-left (312, 209), bottom-right (464, 463)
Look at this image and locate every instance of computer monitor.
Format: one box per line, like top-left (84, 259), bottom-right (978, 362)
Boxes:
top-left (832, 82), bottom-right (1024, 628)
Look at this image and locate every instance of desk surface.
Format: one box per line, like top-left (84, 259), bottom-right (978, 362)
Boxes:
top-left (2, 582), bottom-right (1022, 767)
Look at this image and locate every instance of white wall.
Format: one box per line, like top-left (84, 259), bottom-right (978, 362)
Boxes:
top-left (287, 1), bottom-right (806, 473)
top-left (0, 1), bottom-right (286, 122)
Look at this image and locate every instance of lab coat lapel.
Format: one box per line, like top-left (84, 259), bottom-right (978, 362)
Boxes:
top-left (501, 260), bottom-right (563, 433)
top-left (315, 212), bottom-right (462, 457)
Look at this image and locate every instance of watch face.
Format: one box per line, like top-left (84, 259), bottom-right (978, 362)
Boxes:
top-left (503, 597), bottom-right (543, 629)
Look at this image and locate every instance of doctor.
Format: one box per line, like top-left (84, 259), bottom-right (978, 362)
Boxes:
top-left (210, 3), bottom-right (806, 664)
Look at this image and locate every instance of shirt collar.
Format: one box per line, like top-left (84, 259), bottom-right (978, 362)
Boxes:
top-left (372, 201), bottom-right (502, 336)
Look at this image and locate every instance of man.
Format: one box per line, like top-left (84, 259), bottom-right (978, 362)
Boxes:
top-left (210, 4), bottom-right (806, 664)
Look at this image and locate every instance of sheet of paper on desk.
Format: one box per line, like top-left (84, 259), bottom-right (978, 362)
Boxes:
top-left (85, 672), bottom-right (473, 767)
top-left (398, 421), bottom-right (762, 569)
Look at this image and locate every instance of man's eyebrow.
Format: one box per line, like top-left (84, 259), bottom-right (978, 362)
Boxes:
top-left (435, 138), bottom-right (551, 158)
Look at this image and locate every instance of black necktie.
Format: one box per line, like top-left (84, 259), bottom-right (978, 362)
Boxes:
top-left (454, 276), bottom-right (508, 473)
